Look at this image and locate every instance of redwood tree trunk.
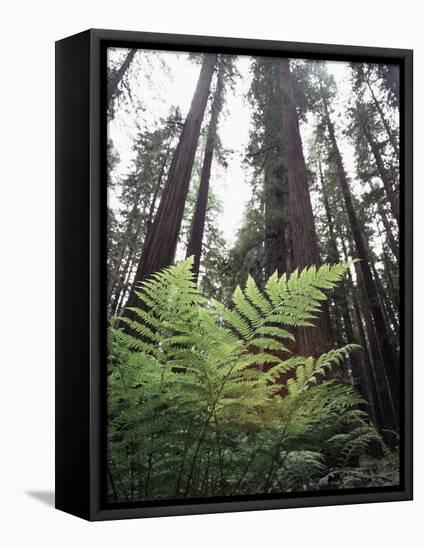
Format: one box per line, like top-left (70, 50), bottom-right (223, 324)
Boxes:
top-left (107, 49), bottom-right (136, 107)
top-left (186, 65), bottom-right (224, 278)
top-left (277, 58), bottom-right (332, 356)
top-left (124, 54), bottom-right (217, 314)
top-left (322, 95), bottom-right (399, 426)
top-left (263, 134), bottom-right (288, 278)
top-left (264, 177), bottom-right (287, 279)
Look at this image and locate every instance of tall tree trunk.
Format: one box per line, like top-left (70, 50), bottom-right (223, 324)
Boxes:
top-left (114, 252), bottom-right (138, 316)
top-left (107, 208), bottom-right (136, 306)
top-left (339, 236), bottom-right (385, 430)
top-left (124, 54), bottom-right (217, 315)
top-left (369, 258), bottom-right (398, 343)
top-left (350, 283), bottom-right (384, 430)
top-left (359, 110), bottom-right (400, 225)
top-left (368, 241), bottom-right (399, 336)
top-left (113, 248), bottom-right (135, 315)
top-left (186, 65), bottom-right (224, 278)
top-left (107, 49), bottom-right (137, 107)
top-left (264, 175), bottom-right (287, 279)
top-left (146, 141), bottom-right (174, 230)
top-left (263, 142), bottom-right (288, 279)
top-left (321, 92), bottom-right (399, 427)
top-left (356, 264), bottom-right (398, 432)
top-left (318, 158), bottom-right (337, 261)
top-left (277, 58), bottom-right (332, 356)
top-left (372, 188), bottom-right (399, 263)
top-left (285, 221), bottom-right (295, 276)
top-left (365, 73), bottom-right (399, 158)
top-left (319, 160), bottom-right (361, 379)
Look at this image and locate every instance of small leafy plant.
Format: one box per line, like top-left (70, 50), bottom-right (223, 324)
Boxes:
top-left (107, 258), bottom-right (388, 502)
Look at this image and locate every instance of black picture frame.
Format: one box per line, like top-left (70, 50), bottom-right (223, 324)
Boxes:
top-left (55, 28), bottom-right (413, 521)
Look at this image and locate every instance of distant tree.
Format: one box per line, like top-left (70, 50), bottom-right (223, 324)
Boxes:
top-left (313, 62), bottom-right (399, 433)
top-left (123, 54), bottom-right (217, 318)
top-left (107, 49), bottom-right (137, 108)
top-left (107, 108), bottom-right (182, 310)
top-left (186, 56), bottom-right (236, 278)
top-left (247, 58), bottom-right (289, 279)
top-left (276, 58), bottom-right (333, 356)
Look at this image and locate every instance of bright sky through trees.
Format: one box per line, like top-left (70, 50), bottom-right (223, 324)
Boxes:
top-left (108, 51), bottom-right (370, 247)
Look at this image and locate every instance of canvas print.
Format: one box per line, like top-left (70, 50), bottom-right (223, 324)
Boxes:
top-left (106, 48), bottom-right (400, 504)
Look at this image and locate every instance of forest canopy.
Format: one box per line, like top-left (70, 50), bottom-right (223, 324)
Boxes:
top-left (106, 49), bottom-right (400, 503)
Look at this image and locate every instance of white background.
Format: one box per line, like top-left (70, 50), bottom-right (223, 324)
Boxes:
top-left (0, 1), bottom-right (419, 548)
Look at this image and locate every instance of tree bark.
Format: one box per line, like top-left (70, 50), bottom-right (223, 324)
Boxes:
top-left (264, 176), bottom-right (287, 279)
top-left (107, 49), bottom-right (137, 107)
top-left (124, 54), bottom-right (217, 315)
top-left (186, 65), bottom-right (224, 278)
top-left (277, 58), bottom-right (332, 356)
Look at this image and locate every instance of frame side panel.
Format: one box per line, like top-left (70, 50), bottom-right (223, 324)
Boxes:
top-left (402, 50), bottom-right (413, 499)
top-left (55, 30), bottom-right (91, 520)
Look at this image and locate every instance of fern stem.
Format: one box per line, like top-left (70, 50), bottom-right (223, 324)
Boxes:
top-left (213, 412), bottom-right (226, 493)
top-left (233, 446), bottom-right (260, 493)
top-left (183, 367), bottom-right (236, 497)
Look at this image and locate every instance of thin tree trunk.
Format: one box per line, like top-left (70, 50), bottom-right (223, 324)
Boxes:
top-left (123, 54), bottom-right (217, 317)
top-left (373, 190), bottom-right (399, 263)
top-left (368, 243), bottom-right (399, 336)
top-left (359, 110), bottom-right (400, 225)
top-left (357, 264), bottom-right (398, 431)
top-left (186, 65), bottom-right (224, 278)
top-left (114, 252), bottom-right (137, 316)
top-left (350, 285), bottom-right (383, 430)
top-left (319, 158), bottom-right (338, 261)
top-left (277, 58), bottom-right (332, 356)
top-left (319, 161), bottom-right (361, 378)
top-left (107, 206), bottom-right (137, 306)
top-left (107, 49), bottom-right (137, 107)
top-left (365, 73), bottom-right (399, 158)
top-left (321, 92), bottom-right (399, 426)
top-left (339, 236), bottom-right (385, 429)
